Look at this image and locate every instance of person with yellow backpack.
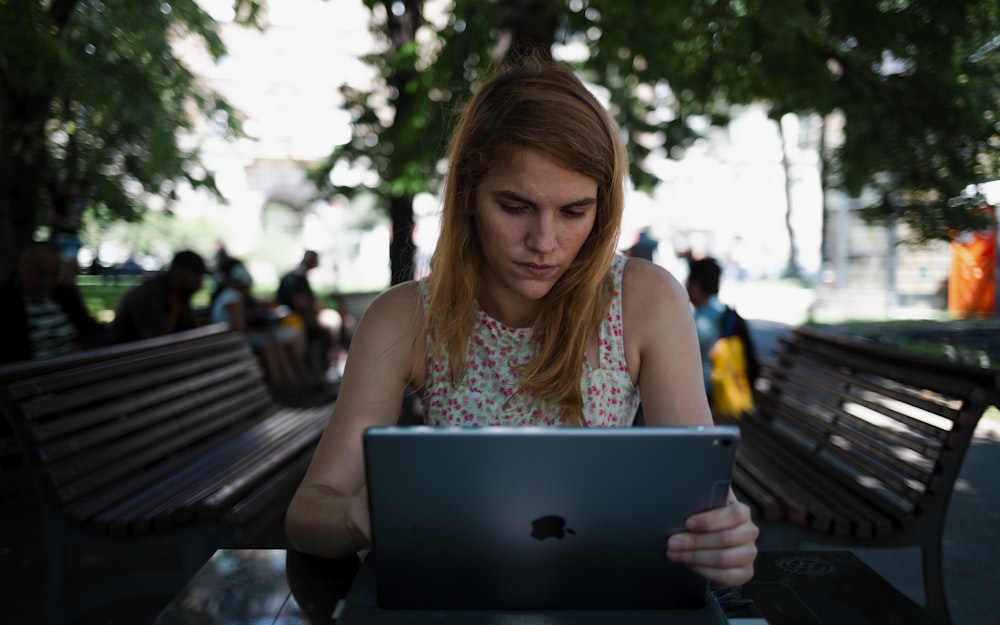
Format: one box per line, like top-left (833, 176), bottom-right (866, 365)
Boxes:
top-left (685, 257), bottom-right (759, 418)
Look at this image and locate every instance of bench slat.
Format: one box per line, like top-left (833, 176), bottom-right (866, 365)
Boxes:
top-left (55, 392), bottom-right (273, 507)
top-left (146, 409), bottom-right (321, 531)
top-left (0, 324), bottom-right (234, 397)
top-left (17, 346), bottom-right (258, 431)
top-left (766, 350), bottom-right (960, 435)
top-left (764, 397), bottom-right (933, 508)
top-left (787, 328), bottom-right (998, 391)
top-left (38, 374), bottom-right (264, 465)
top-left (196, 406), bottom-right (329, 518)
top-left (120, 411), bottom-right (314, 535)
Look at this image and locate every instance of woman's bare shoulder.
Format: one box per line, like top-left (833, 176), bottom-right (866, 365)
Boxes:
top-left (345, 282), bottom-right (425, 383)
top-left (355, 281), bottom-right (424, 339)
top-left (368, 280), bottom-right (422, 307)
top-left (620, 257), bottom-right (688, 308)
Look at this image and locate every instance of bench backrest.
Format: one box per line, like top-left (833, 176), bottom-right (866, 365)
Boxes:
top-left (758, 326), bottom-right (1000, 529)
top-left (0, 323), bottom-right (232, 387)
top-left (0, 326), bottom-right (276, 521)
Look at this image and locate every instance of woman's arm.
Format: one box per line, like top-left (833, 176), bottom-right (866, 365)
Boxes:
top-left (621, 258), bottom-right (712, 427)
top-left (285, 282), bottom-right (425, 558)
top-left (621, 258), bottom-right (758, 587)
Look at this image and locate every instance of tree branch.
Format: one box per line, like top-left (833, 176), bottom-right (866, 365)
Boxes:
top-left (48, 0), bottom-right (80, 32)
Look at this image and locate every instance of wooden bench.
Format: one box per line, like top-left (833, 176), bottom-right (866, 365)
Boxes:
top-left (725, 325), bottom-right (1000, 625)
top-left (0, 324), bottom-right (332, 625)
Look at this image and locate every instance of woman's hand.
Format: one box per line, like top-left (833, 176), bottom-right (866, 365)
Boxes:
top-left (666, 496), bottom-right (759, 587)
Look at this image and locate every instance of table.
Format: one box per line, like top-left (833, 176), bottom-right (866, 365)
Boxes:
top-left (151, 550), bottom-right (937, 625)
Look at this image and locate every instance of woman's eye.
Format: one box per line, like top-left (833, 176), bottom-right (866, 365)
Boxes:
top-left (500, 203), bottom-right (528, 213)
top-left (562, 209), bottom-right (587, 219)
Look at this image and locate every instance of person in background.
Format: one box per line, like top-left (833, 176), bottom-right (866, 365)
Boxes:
top-left (625, 226), bottom-right (659, 262)
top-left (686, 256), bottom-right (759, 413)
top-left (111, 250), bottom-right (207, 343)
top-left (50, 182), bottom-right (89, 281)
top-left (211, 238), bottom-right (231, 285)
top-left (286, 56), bottom-right (757, 587)
top-left (0, 240), bottom-right (107, 364)
top-left (212, 258), bottom-right (318, 395)
top-left (686, 257), bottom-right (727, 396)
top-left (277, 250), bottom-right (342, 381)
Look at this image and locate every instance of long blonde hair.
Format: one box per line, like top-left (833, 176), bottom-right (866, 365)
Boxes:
top-left (426, 57), bottom-right (628, 425)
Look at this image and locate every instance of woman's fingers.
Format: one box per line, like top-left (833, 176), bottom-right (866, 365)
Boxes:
top-left (666, 500), bottom-right (759, 586)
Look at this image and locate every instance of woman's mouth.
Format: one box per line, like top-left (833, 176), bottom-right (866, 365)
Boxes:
top-left (517, 262), bottom-right (556, 278)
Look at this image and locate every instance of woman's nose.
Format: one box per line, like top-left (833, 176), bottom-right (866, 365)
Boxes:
top-left (526, 214), bottom-right (557, 253)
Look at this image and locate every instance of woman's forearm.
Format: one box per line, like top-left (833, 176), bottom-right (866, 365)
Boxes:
top-left (285, 483), bottom-right (367, 559)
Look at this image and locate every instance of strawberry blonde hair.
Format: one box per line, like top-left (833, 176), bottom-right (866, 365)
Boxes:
top-left (426, 57), bottom-right (628, 425)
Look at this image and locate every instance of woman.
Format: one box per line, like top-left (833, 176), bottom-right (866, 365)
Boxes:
top-left (286, 57), bottom-right (758, 587)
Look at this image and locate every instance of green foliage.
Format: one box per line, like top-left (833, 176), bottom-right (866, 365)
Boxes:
top-left (312, 0), bottom-right (452, 202)
top-left (564, 0), bottom-right (1000, 241)
top-left (316, 0), bottom-right (1000, 245)
top-left (0, 0), bottom-right (264, 279)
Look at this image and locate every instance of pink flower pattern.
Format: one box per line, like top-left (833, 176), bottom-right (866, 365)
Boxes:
top-left (421, 255), bottom-right (639, 426)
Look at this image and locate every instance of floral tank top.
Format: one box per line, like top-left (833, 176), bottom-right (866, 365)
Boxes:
top-left (420, 254), bottom-right (640, 427)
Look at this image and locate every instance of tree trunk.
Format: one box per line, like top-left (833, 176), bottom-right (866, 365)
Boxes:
top-left (388, 195), bottom-right (416, 285)
top-left (495, 0), bottom-right (559, 61)
top-left (0, 95), bottom-right (50, 282)
top-left (382, 0), bottom-right (422, 285)
top-left (0, 0), bottom-right (78, 281)
top-left (777, 115), bottom-right (802, 280)
top-left (818, 116), bottom-right (830, 268)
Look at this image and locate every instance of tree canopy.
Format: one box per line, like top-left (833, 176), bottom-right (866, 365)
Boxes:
top-left (2, 1), bottom-right (997, 283)
top-left (0, 0), bottom-right (263, 280)
top-left (315, 0), bottom-right (1000, 284)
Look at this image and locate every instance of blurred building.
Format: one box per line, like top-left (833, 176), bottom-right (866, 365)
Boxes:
top-left (170, 0), bottom-right (389, 293)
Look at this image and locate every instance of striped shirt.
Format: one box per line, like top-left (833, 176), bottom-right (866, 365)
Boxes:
top-left (24, 297), bottom-right (77, 360)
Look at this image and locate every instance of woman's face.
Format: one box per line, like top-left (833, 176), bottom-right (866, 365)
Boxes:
top-left (473, 147), bottom-right (598, 327)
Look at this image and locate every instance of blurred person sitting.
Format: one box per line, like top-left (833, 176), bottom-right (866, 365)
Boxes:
top-left (0, 240), bottom-right (108, 365)
top-left (212, 258), bottom-right (318, 394)
top-left (111, 250), bottom-right (207, 344)
top-left (276, 250), bottom-right (343, 381)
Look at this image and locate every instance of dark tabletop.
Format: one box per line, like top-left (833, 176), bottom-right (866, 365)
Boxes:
top-left (152, 550), bottom-right (936, 625)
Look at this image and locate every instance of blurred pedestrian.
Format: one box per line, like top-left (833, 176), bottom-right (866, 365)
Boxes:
top-left (111, 250), bottom-right (208, 343)
top-left (625, 227), bottom-right (659, 261)
top-left (686, 256), bottom-right (758, 412)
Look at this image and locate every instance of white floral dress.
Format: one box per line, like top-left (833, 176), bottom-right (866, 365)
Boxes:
top-left (420, 255), bottom-right (640, 427)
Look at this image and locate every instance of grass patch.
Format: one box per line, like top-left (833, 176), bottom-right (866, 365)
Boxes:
top-left (811, 318), bottom-right (1000, 370)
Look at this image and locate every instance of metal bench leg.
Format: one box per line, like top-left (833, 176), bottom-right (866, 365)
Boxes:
top-left (921, 542), bottom-right (954, 625)
top-left (42, 518), bottom-right (68, 625)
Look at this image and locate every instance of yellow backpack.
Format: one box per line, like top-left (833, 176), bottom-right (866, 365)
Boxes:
top-left (709, 306), bottom-right (758, 418)
top-left (709, 334), bottom-right (754, 418)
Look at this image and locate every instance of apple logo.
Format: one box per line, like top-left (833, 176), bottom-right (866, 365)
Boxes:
top-left (530, 515), bottom-right (576, 540)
